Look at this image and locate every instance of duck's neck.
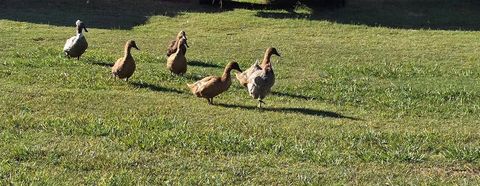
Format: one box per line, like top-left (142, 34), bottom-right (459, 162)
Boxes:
top-left (124, 45), bottom-right (132, 59)
top-left (76, 26), bottom-right (83, 35)
top-left (176, 42), bottom-right (186, 56)
top-left (221, 68), bottom-right (232, 81)
top-left (261, 51), bottom-right (273, 67)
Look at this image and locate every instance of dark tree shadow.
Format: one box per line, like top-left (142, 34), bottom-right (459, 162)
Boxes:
top-left (0, 0), bottom-right (220, 29)
top-left (130, 82), bottom-right (185, 94)
top-left (271, 91), bottom-right (316, 100)
top-left (189, 60), bottom-right (222, 68)
top-left (216, 103), bottom-right (361, 120)
top-left (2, 0), bottom-right (479, 31)
top-left (255, 0), bottom-right (480, 31)
top-left (222, 1), bottom-right (296, 12)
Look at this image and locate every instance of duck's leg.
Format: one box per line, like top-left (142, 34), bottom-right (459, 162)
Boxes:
top-left (258, 99), bottom-right (265, 108)
top-left (207, 98), bottom-right (212, 105)
top-left (77, 56), bottom-right (80, 60)
top-left (124, 78), bottom-right (129, 82)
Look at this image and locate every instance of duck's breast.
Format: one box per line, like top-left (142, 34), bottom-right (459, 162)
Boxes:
top-left (167, 53), bottom-right (187, 74)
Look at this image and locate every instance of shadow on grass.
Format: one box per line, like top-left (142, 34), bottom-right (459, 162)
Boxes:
top-left (271, 91), bottom-right (316, 100)
top-left (255, 0), bottom-right (480, 31)
top-left (2, 0), bottom-right (479, 31)
top-left (90, 61), bottom-right (114, 68)
top-left (0, 0), bottom-right (220, 29)
top-left (216, 103), bottom-right (360, 120)
top-left (189, 60), bottom-right (222, 68)
top-left (130, 81), bottom-right (185, 94)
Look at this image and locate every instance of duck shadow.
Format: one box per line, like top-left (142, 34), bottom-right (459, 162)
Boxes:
top-left (130, 81), bottom-right (184, 94)
top-left (89, 61), bottom-right (114, 68)
top-left (189, 60), bottom-right (222, 68)
top-left (271, 91), bottom-right (316, 100)
top-left (216, 103), bottom-right (360, 120)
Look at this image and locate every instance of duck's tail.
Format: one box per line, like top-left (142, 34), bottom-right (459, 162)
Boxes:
top-left (235, 73), bottom-right (249, 88)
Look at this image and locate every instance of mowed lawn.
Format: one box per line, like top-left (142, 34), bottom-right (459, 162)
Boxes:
top-left (1, 0), bottom-right (480, 184)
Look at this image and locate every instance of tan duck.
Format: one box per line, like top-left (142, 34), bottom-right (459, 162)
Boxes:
top-left (236, 47), bottom-right (281, 88)
top-left (187, 62), bottom-right (242, 105)
top-left (166, 37), bottom-right (188, 75)
top-left (63, 20), bottom-right (88, 60)
top-left (112, 40), bottom-right (140, 81)
top-left (166, 30), bottom-right (188, 57)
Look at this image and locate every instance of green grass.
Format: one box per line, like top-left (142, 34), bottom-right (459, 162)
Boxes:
top-left (1, 0), bottom-right (480, 184)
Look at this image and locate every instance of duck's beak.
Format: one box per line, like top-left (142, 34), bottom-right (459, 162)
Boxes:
top-left (134, 46), bottom-right (140, 50)
top-left (83, 27), bottom-right (88, 32)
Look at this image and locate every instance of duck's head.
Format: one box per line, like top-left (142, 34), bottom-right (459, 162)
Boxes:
top-left (267, 47), bottom-right (281, 57)
top-left (127, 40), bottom-right (140, 50)
top-left (227, 61), bottom-right (243, 73)
top-left (177, 31), bottom-right (189, 48)
top-left (75, 20), bottom-right (88, 33)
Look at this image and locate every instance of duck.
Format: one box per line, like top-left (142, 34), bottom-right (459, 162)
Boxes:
top-left (166, 30), bottom-right (188, 57)
top-left (63, 20), bottom-right (88, 60)
top-left (245, 47), bottom-right (281, 108)
top-left (236, 47), bottom-right (281, 88)
top-left (166, 37), bottom-right (188, 75)
top-left (187, 62), bottom-right (242, 105)
top-left (112, 40), bottom-right (140, 81)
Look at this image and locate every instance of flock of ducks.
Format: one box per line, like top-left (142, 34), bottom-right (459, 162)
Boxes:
top-left (63, 20), bottom-right (281, 108)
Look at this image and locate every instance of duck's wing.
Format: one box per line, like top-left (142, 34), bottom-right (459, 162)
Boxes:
top-left (190, 76), bottom-right (217, 93)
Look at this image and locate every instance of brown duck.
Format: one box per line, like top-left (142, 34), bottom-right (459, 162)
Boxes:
top-left (112, 40), bottom-right (140, 81)
top-left (166, 30), bottom-right (188, 57)
top-left (187, 62), bottom-right (243, 105)
top-left (236, 47), bottom-right (281, 88)
top-left (166, 37), bottom-right (188, 75)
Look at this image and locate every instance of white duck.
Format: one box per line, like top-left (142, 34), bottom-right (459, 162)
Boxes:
top-left (63, 20), bottom-right (88, 60)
